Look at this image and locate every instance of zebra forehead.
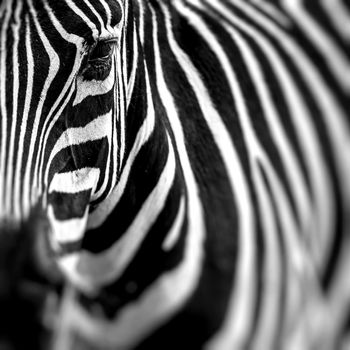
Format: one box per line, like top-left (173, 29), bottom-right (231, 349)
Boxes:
top-left (0, 0), bottom-right (124, 38)
top-left (42, 0), bottom-right (124, 27)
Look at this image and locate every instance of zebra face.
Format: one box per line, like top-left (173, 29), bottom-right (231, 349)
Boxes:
top-left (0, 0), bottom-right (125, 236)
top-left (0, 0), bottom-right (128, 342)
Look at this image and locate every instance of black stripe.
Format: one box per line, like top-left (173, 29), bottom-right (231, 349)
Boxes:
top-left (83, 124), bottom-right (169, 253)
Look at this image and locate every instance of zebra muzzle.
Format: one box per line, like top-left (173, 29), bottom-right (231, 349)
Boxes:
top-left (0, 206), bottom-right (64, 350)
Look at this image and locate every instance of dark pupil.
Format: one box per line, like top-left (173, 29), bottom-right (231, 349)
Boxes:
top-left (89, 41), bottom-right (112, 60)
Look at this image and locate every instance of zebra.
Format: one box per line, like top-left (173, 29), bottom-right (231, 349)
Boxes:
top-left (0, 0), bottom-right (350, 349)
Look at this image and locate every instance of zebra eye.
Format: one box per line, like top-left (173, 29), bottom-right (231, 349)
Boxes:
top-left (81, 38), bottom-right (118, 80)
top-left (89, 39), bottom-right (118, 61)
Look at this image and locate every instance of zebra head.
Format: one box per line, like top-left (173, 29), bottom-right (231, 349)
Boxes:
top-left (0, 0), bottom-right (128, 239)
top-left (0, 0), bottom-right (133, 341)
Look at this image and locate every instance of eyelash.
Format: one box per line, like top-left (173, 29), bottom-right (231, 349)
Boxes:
top-left (82, 38), bottom-right (118, 81)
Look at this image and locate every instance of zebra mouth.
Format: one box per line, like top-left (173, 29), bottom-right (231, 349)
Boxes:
top-left (47, 168), bottom-right (100, 250)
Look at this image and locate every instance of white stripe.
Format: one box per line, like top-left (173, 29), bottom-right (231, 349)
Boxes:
top-left (282, 0), bottom-right (350, 93)
top-left (72, 71), bottom-right (115, 106)
top-left (162, 195), bottom-right (186, 251)
top-left (0, 4), bottom-right (12, 219)
top-left (6, 1), bottom-right (22, 218)
top-left (249, 163), bottom-right (281, 349)
top-left (137, 0), bottom-right (145, 46)
top-left (321, 0), bottom-right (350, 43)
top-left (127, 23), bottom-right (139, 104)
top-left (250, 0), bottom-right (292, 27)
top-left (49, 168), bottom-right (100, 194)
top-left (14, 16), bottom-right (34, 219)
top-left (110, 54), bottom-right (119, 197)
top-left (99, 0), bottom-right (113, 30)
top-left (118, 2), bottom-right (129, 171)
top-left (117, 38), bottom-right (127, 172)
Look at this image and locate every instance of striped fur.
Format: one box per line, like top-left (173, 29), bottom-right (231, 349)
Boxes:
top-left (0, 0), bottom-right (350, 349)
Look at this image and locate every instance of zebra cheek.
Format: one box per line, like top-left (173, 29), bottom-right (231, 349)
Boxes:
top-left (46, 167), bottom-right (100, 253)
